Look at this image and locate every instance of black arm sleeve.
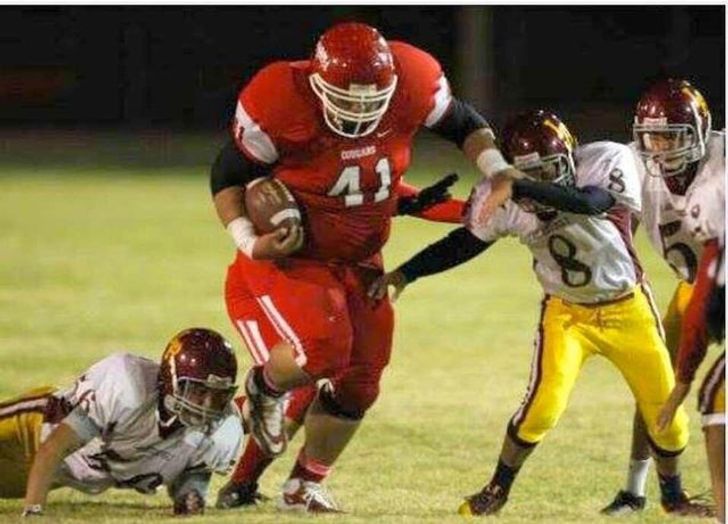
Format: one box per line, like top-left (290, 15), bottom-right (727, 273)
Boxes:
top-left (430, 98), bottom-right (490, 149)
top-left (512, 179), bottom-right (616, 215)
top-left (399, 227), bottom-right (494, 284)
top-left (210, 140), bottom-right (271, 196)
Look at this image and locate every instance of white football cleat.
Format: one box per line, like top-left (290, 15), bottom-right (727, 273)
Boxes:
top-left (277, 478), bottom-right (341, 513)
top-left (242, 369), bottom-right (288, 457)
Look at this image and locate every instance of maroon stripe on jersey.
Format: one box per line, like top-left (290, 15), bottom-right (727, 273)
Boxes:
top-left (0, 407), bottom-right (47, 420)
top-left (607, 205), bottom-right (643, 282)
top-left (698, 352), bottom-right (725, 414)
top-left (508, 296), bottom-right (549, 448)
top-left (640, 283), bottom-right (666, 342)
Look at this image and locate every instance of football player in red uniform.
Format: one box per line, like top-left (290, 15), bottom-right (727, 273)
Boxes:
top-left (209, 22), bottom-right (521, 512)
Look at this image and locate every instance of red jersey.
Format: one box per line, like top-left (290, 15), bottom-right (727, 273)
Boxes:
top-left (232, 41), bottom-right (453, 263)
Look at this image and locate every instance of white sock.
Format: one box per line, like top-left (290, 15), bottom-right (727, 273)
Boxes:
top-left (626, 458), bottom-right (651, 497)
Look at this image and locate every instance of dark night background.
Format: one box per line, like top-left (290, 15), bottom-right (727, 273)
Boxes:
top-left (0, 5), bottom-right (723, 152)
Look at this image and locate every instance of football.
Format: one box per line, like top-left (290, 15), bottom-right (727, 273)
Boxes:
top-left (244, 177), bottom-right (302, 234)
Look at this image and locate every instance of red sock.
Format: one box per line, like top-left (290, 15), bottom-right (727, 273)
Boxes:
top-left (289, 447), bottom-right (332, 483)
top-left (231, 437), bottom-right (274, 485)
top-left (285, 384), bottom-right (318, 424)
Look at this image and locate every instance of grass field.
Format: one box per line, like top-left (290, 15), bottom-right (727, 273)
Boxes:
top-left (0, 134), bottom-right (719, 523)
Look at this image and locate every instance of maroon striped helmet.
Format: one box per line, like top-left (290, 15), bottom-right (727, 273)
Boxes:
top-left (159, 328), bottom-right (238, 429)
top-left (633, 78), bottom-right (712, 177)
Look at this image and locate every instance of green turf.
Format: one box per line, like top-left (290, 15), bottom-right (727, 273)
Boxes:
top-left (0, 142), bottom-right (719, 523)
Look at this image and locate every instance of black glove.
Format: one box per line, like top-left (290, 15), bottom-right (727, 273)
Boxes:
top-left (397, 173), bottom-right (459, 216)
top-left (173, 490), bottom-right (205, 516)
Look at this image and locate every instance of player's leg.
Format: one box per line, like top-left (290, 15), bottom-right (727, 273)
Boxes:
top-left (279, 266), bottom-right (394, 513)
top-left (459, 297), bottom-right (591, 516)
top-left (698, 354), bottom-right (725, 522)
top-left (0, 388), bottom-right (56, 498)
top-left (604, 287), bottom-right (712, 517)
top-left (217, 384), bottom-right (317, 508)
top-left (602, 281), bottom-right (691, 515)
top-left (218, 262), bottom-right (353, 508)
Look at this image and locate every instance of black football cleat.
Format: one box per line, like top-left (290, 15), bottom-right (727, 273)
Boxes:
top-left (458, 483), bottom-right (508, 516)
top-left (215, 480), bottom-right (268, 509)
top-left (600, 490), bottom-right (646, 515)
top-left (662, 490), bottom-right (715, 518)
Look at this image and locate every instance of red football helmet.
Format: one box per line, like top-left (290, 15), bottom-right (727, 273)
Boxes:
top-left (309, 22), bottom-right (398, 138)
top-left (159, 328), bottom-right (238, 429)
top-left (633, 78), bottom-right (712, 177)
top-left (502, 109), bottom-right (578, 185)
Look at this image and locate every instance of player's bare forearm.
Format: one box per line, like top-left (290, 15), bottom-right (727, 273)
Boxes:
top-left (24, 423), bottom-right (81, 511)
top-left (213, 186), bottom-right (246, 227)
top-left (463, 128), bottom-right (496, 164)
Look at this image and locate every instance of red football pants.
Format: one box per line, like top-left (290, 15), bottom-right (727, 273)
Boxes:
top-left (225, 253), bottom-right (394, 414)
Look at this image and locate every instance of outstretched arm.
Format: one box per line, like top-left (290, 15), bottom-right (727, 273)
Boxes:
top-left (369, 227), bottom-right (494, 301)
top-left (23, 423), bottom-right (82, 516)
top-left (657, 239), bottom-right (720, 431)
top-left (396, 174), bottom-right (464, 224)
top-left (431, 98), bottom-right (525, 183)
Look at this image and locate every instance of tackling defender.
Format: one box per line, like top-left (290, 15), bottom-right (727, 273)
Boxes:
top-left (210, 22), bottom-right (517, 512)
top-left (0, 328), bottom-right (242, 518)
top-left (602, 78), bottom-right (724, 516)
top-left (370, 110), bottom-right (707, 516)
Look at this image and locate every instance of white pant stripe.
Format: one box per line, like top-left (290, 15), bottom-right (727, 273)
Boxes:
top-left (235, 319), bottom-right (265, 365)
top-left (0, 397), bottom-right (48, 418)
top-left (245, 320), bottom-right (270, 361)
top-left (257, 295), bottom-right (307, 366)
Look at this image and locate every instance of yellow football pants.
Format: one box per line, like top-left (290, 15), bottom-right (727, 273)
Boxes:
top-left (663, 280), bottom-right (695, 360)
top-left (509, 286), bottom-right (689, 456)
top-left (0, 387), bottom-right (55, 498)
top-left (698, 352), bottom-right (725, 427)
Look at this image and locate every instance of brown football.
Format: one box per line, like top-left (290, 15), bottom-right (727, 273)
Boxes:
top-left (244, 177), bottom-right (302, 234)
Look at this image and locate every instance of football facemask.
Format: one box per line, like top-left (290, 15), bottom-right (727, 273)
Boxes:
top-left (513, 151), bottom-right (576, 213)
top-left (309, 73), bottom-right (398, 138)
top-left (165, 377), bottom-right (237, 430)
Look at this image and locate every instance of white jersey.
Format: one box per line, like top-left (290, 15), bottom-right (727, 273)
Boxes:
top-left (42, 353), bottom-right (243, 495)
top-left (632, 130), bottom-right (725, 282)
top-left (466, 141), bottom-right (643, 304)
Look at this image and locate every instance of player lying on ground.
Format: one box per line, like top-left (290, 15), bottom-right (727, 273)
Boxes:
top-left (370, 110), bottom-right (713, 517)
top-left (657, 199), bottom-right (725, 522)
top-left (210, 22), bottom-right (520, 512)
top-left (603, 78), bottom-right (725, 516)
top-left (0, 328), bottom-right (242, 517)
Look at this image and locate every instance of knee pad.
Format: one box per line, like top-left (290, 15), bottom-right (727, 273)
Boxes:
top-left (317, 382), bottom-right (367, 421)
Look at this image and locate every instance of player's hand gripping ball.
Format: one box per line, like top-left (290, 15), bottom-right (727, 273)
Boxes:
top-left (245, 177), bottom-right (304, 258)
top-left (245, 177), bottom-right (302, 234)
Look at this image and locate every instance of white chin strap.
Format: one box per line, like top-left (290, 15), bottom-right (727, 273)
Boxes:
top-left (309, 73), bottom-right (397, 138)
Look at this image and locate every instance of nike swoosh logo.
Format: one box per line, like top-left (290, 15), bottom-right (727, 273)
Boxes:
top-left (377, 130), bottom-right (392, 138)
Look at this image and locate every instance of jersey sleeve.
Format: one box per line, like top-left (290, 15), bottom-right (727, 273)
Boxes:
top-left (579, 144), bottom-right (642, 214)
top-left (463, 178), bottom-right (516, 242)
top-left (390, 42), bottom-right (453, 129)
top-left (60, 353), bottom-right (140, 443)
top-left (232, 63), bottom-right (292, 165)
